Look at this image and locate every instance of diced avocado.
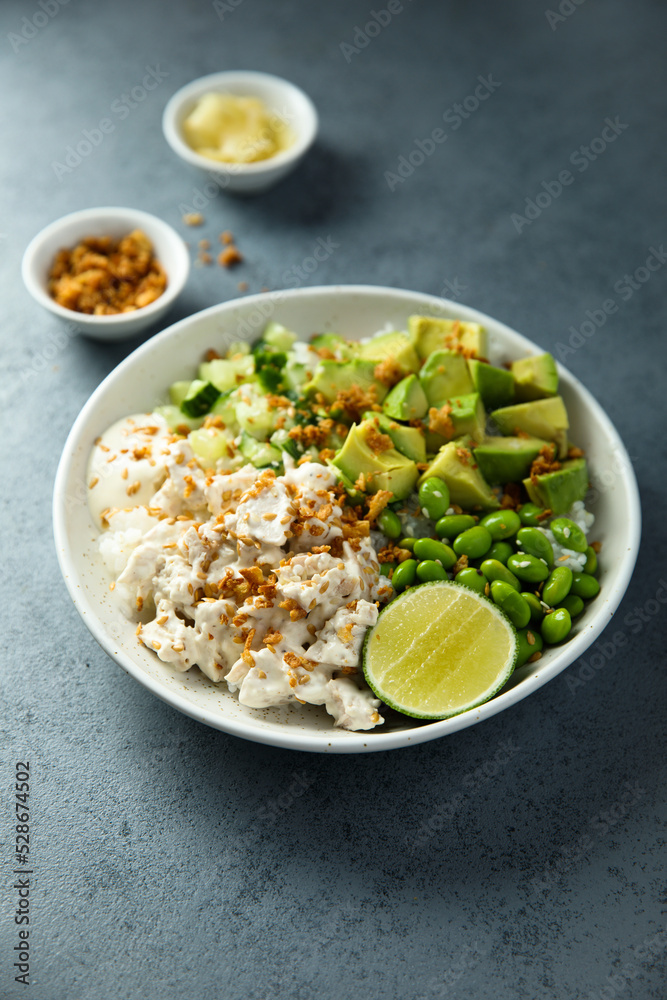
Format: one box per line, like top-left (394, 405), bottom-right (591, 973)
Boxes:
top-left (523, 458), bottom-right (588, 515)
top-left (383, 374), bottom-right (429, 421)
top-left (511, 352), bottom-right (558, 401)
top-left (199, 355), bottom-right (254, 391)
top-left (310, 332), bottom-right (357, 360)
top-left (304, 359), bottom-right (388, 405)
top-left (262, 321), bottom-right (297, 351)
top-left (418, 438), bottom-right (499, 510)
top-left (408, 315), bottom-right (488, 360)
top-left (362, 411), bottom-right (427, 463)
top-left (181, 379), bottom-right (220, 417)
top-left (420, 350), bottom-right (474, 406)
top-left (357, 330), bottom-right (420, 375)
top-left (168, 380), bottom-right (192, 407)
top-left (468, 359), bottom-right (515, 409)
top-left (425, 393), bottom-right (486, 452)
top-left (473, 436), bottom-right (549, 485)
top-left (327, 463), bottom-right (366, 504)
top-left (490, 396), bottom-right (569, 457)
top-left (331, 420), bottom-right (418, 500)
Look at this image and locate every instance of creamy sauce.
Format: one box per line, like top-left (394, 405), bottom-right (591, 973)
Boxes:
top-left (182, 92), bottom-right (294, 164)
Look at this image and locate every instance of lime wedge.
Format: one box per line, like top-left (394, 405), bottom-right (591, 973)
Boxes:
top-left (362, 581), bottom-right (517, 719)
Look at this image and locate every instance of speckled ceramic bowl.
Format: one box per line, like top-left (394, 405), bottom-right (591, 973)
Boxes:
top-left (53, 286), bottom-right (641, 753)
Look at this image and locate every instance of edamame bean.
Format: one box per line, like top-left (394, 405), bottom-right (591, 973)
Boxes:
top-left (516, 527), bottom-right (554, 568)
top-left (413, 537), bottom-right (457, 569)
top-left (519, 502), bottom-right (546, 527)
top-left (453, 525), bottom-right (493, 559)
top-left (480, 558), bottom-right (520, 590)
top-left (391, 559), bottom-right (417, 593)
top-left (584, 545), bottom-right (598, 575)
top-left (541, 607), bottom-right (572, 645)
top-left (490, 581), bottom-right (531, 629)
top-left (435, 514), bottom-right (476, 539)
top-left (515, 627), bottom-right (544, 667)
top-left (399, 537), bottom-right (416, 551)
top-left (455, 567), bottom-right (488, 595)
top-left (377, 508), bottom-right (402, 539)
top-left (506, 553), bottom-right (550, 583)
top-left (570, 571), bottom-right (600, 599)
top-left (379, 562), bottom-right (396, 577)
top-left (561, 594), bottom-right (584, 617)
top-left (541, 566), bottom-right (573, 607)
top-left (550, 517), bottom-right (587, 553)
top-left (521, 591), bottom-right (545, 623)
top-left (418, 477), bottom-right (451, 521)
top-left (488, 541), bottom-right (514, 564)
top-left (416, 559), bottom-right (449, 582)
top-left (479, 509), bottom-right (522, 540)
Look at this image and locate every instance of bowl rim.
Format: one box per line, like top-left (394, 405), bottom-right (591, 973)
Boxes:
top-left (21, 205), bottom-right (190, 327)
top-left (53, 285), bottom-right (642, 753)
top-left (161, 69), bottom-right (319, 175)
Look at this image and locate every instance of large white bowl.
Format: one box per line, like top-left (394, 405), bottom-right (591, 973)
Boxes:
top-left (53, 286), bottom-right (641, 753)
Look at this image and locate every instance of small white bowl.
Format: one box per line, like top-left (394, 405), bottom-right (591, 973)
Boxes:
top-left (162, 70), bottom-right (318, 194)
top-left (22, 207), bottom-right (190, 341)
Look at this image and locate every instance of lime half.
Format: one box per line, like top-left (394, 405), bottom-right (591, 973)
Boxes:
top-left (362, 581), bottom-right (517, 720)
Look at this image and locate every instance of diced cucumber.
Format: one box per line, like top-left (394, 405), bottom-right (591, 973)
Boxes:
top-left (263, 322), bottom-right (297, 351)
top-left (270, 427), bottom-right (300, 460)
top-left (181, 380), bottom-right (220, 417)
top-left (236, 387), bottom-right (278, 440)
top-left (210, 388), bottom-right (239, 430)
top-left (239, 431), bottom-right (282, 468)
top-left (199, 355), bottom-right (254, 391)
top-left (153, 405), bottom-right (204, 432)
top-left (168, 380), bottom-right (192, 406)
top-left (188, 426), bottom-right (239, 467)
top-left (225, 340), bottom-right (251, 357)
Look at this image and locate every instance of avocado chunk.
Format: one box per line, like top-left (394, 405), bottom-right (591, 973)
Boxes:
top-left (408, 315), bottom-right (488, 361)
top-left (331, 419), bottom-right (418, 500)
top-left (304, 359), bottom-right (388, 405)
top-left (418, 438), bottom-right (499, 510)
top-left (490, 396), bottom-right (569, 457)
top-left (310, 332), bottom-right (357, 361)
top-left (420, 350), bottom-right (474, 406)
top-left (523, 458), bottom-right (588, 514)
top-left (357, 330), bottom-right (420, 375)
top-left (383, 374), bottom-right (429, 421)
top-left (362, 411), bottom-right (427, 463)
top-left (468, 359), bottom-right (515, 409)
top-left (473, 436), bottom-right (549, 485)
top-left (511, 352), bottom-right (558, 401)
top-left (425, 393), bottom-right (486, 453)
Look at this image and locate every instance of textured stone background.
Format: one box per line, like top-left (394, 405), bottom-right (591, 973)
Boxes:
top-left (1, 0), bottom-right (666, 997)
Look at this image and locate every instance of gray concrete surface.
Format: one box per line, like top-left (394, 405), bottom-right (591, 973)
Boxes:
top-left (1, 0), bottom-right (666, 997)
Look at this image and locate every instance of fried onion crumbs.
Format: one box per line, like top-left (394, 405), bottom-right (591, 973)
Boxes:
top-left (428, 404), bottom-right (454, 439)
top-left (218, 246), bottom-right (243, 268)
top-left (183, 212), bottom-right (204, 226)
top-left (530, 445), bottom-right (561, 482)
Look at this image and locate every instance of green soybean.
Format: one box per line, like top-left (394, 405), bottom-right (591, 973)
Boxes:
top-left (570, 571), bottom-right (600, 599)
top-left (521, 591), bottom-right (545, 623)
top-left (453, 525), bottom-right (493, 559)
top-left (377, 508), bottom-right (402, 539)
top-left (506, 553), bottom-right (550, 583)
top-left (399, 537), bottom-right (416, 551)
top-left (561, 594), bottom-right (584, 617)
top-left (488, 541), bottom-right (514, 564)
top-left (480, 558), bottom-right (520, 590)
top-left (541, 608), bottom-right (572, 644)
top-left (479, 509), bottom-right (522, 540)
top-left (416, 559), bottom-right (449, 582)
top-left (516, 527), bottom-right (554, 568)
top-left (519, 502), bottom-right (546, 527)
top-left (455, 567), bottom-right (488, 595)
top-left (515, 627), bottom-right (544, 667)
top-left (435, 514), bottom-right (476, 540)
top-left (550, 517), bottom-right (588, 553)
top-left (490, 581), bottom-right (531, 629)
top-left (418, 477), bottom-right (451, 521)
top-left (379, 562), bottom-right (396, 577)
top-left (584, 545), bottom-right (598, 575)
top-left (542, 566), bottom-right (573, 607)
top-left (391, 559), bottom-right (417, 592)
top-left (413, 537), bottom-right (457, 569)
